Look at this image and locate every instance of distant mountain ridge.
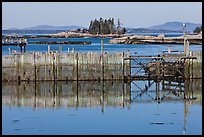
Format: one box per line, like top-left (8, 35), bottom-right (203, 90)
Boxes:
top-left (5, 25), bottom-right (85, 30)
top-left (4, 21), bottom-right (201, 33)
top-left (126, 28), bottom-right (183, 33)
top-left (148, 22), bottom-right (201, 32)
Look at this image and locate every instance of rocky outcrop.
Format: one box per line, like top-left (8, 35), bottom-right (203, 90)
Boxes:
top-left (109, 34), bottom-right (202, 45)
top-left (2, 32), bottom-right (127, 39)
top-left (29, 41), bottom-right (91, 45)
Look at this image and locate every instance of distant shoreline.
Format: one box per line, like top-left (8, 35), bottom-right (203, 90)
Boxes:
top-left (109, 33), bottom-right (202, 45)
top-left (2, 31), bottom-right (128, 39)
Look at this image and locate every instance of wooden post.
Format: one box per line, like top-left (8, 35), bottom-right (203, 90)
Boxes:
top-left (20, 46), bottom-right (22, 52)
top-left (190, 52), bottom-right (194, 79)
top-left (184, 59), bottom-right (189, 99)
top-left (162, 61), bottom-right (164, 78)
top-left (55, 52), bottom-right (58, 81)
top-left (8, 47), bottom-right (11, 55)
top-left (183, 24), bottom-right (187, 56)
top-left (17, 54), bottom-right (21, 83)
top-left (24, 44), bottom-right (26, 52)
top-left (156, 60), bottom-right (160, 79)
top-left (101, 39), bottom-right (104, 81)
top-left (53, 52), bottom-right (55, 81)
top-left (122, 78), bottom-right (125, 108)
top-left (59, 46), bottom-right (62, 53)
top-left (127, 50), bottom-right (131, 81)
top-left (48, 45), bottom-right (50, 53)
top-left (156, 81), bottom-right (160, 104)
top-left (122, 51), bottom-right (124, 80)
top-left (34, 52), bottom-right (36, 81)
top-left (76, 52), bottom-right (79, 81)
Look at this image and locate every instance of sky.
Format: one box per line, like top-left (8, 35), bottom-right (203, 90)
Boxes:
top-left (2, 2), bottom-right (202, 30)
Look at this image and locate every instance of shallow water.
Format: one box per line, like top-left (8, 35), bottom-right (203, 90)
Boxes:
top-left (2, 79), bottom-right (202, 135)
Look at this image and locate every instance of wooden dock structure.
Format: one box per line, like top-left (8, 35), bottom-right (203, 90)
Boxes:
top-left (2, 38), bottom-right (27, 52)
top-left (123, 51), bottom-right (202, 82)
top-left (2, 50), bottom-right (131, 82)
top-left (2, 50), bottom-right (202, 82)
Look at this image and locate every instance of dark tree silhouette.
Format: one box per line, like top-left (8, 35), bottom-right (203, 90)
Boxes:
top-left (88, 18), bottom-right (126, 34)
top-left (193, 25), bottom-right (202, 34)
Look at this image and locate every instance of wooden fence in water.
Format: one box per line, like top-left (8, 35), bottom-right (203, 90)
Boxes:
top-left (190, 51), bottom-right (202, 79)
top-left (2, 51), bottom-right (131, 82)
top-left (2, 50), bottom-right (202, 82)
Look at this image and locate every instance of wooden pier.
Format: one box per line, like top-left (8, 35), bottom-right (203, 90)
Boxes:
top-left (2, 38), bottom-right (27, 52)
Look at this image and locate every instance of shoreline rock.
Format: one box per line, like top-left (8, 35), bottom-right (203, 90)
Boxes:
top-left (109, 33), bottom-right (202, 45)
top-left (29, 41), bottom-right (91, 45)
top-left (2, 32), bottom-right (127, 39)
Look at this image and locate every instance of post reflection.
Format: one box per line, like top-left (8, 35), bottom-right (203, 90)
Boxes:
top-left (2, 81), bottom-right (131, 111)
top-left (130, 79), bottom-right (201, 103)
top-left (2, 79), bottom-right (202, 110)
top-left (2, 79), bottom-right (202, 135)
top-left (130, 79), bottom-right (202, 135)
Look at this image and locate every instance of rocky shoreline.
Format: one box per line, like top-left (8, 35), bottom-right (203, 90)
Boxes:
top-left (29, 41), bottom-right (91, 45)
top-left (2, 31), bottom-right (127, 39)
top-left (109, 33), bottom-right (202, 45)
top-left (2, 31), bottom-right (202, 45)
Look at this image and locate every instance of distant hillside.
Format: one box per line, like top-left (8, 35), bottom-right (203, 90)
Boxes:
top-left (148, 22), bottom-right (201, 32)
top-left (2, 30), bottom-right (68, 35)
top-left (6, 27), bottom-right (21, 30)
top-left (126, 28), bottom-right (182, 33)
top-left (6, 25), bottom-right (85, 30)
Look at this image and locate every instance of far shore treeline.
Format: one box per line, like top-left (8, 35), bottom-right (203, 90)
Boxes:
top-left (88, 18), bottom-right (126, 35)
top-left (193, 25), bottom-right (202, 34)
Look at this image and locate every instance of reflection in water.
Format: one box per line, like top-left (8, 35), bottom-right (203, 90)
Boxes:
top-left (129, 79), bottom-right (202, 135)
top-left (2, 79), bottom-right (202, 135)
top-left (2, 79), bottom-right (202, 109)
top-left (2, 81), bottom-right (131, 111)
top-left (130, 79), bottom-right (201, 103)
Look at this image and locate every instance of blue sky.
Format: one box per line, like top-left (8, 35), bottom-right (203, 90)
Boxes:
top-left (2, 2), bottom-right (202, 29)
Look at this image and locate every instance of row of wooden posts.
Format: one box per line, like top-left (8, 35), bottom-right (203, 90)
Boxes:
top-left (2, 50), bottom-right (131, 82)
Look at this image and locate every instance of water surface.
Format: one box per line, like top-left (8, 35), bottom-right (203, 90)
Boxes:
top-left (2, 79), bottom-right (202, 135)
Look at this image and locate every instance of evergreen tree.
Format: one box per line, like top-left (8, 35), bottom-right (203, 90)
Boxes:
top-left (193, 25), bottom-right (202, 34)
top-left (88, 18), bottom-right (126, 34)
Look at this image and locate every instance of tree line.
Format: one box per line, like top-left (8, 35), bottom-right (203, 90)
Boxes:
top-left (88, 18), bottom-right (126, 35)
top-left (193, 25), bottom-right (202, 34)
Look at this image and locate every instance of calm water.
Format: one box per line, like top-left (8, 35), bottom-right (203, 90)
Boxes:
top-left (2, 34), bottom-right (202, 135)
top-left (2, 80), bottom-right (202, 135)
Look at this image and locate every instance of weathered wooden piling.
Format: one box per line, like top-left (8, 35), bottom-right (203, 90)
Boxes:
top-left (48, 45), bottom-right (50, 53)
